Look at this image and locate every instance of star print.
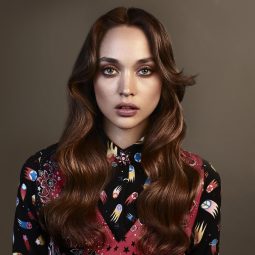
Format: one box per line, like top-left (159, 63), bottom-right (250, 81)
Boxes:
top-left (123, 246), bottom-right (130, 253)
top-left (106, 245), bottom-right (111, 251)
top-left (114, 245), bottom-right (119, 251)
top-left (131, 241), bottom-right (135, 246)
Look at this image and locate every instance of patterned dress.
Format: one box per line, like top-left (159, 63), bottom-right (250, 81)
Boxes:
top-left (12, 134), bottom-right (221, 255)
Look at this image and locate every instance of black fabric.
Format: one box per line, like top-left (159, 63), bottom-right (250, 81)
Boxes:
top-left (98, 133), bottom-right (147, 241)
top-left (12, 140), bottom-right (221, 254)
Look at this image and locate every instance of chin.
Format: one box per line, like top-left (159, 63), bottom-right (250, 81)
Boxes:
top-left (111, 119), bottom-right (142, 130)
top-left (114, 123), bottom-right (138, 130)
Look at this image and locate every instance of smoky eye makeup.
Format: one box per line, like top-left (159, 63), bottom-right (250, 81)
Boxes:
top-left (98, 62), bottom-right (156, 77)
top-left (137, 66), bottom-right (155, 76)
top-left (99, 65), bottom-right (119, 76)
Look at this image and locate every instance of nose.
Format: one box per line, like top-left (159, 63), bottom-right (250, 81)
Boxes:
top-left (118, 70), bottom-right (136, 97)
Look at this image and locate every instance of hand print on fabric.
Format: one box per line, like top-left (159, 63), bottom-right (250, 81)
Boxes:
top-left (123, 165), bottom-right (135, 182)
top-left (201, 200), bottom-right (219, 218)
top-left (125, 192), bottom-right (138, 205)
top-left (206, 179), bottom-right (218, 193)
top-left (106, 141), bottom-right (118, 166)
top-left (194, 221), bottom-right (207, 245)
top-left (110, 204), bottom-right (123, 223)
top-left (13, 141), bottom-right (221, 254)
top-left (126, 213), bottom-right (136, 223)
top-left (100, 190), bottom-right (107, 204)
top-left (112, 185), bottom-right (122, 198)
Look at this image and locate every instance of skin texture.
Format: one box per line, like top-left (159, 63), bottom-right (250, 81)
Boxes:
top-left (93, 25), bottom-right (162, 149)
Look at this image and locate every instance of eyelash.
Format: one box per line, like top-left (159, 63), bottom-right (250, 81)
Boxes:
top-left (100, 65), bottom-right (154, 77)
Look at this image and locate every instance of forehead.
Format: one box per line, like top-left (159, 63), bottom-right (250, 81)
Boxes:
top-left (99, 25), bottom-right (152, 61)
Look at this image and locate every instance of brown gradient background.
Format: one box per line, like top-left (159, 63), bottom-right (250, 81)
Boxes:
top-left (1, 1), bottom-right (254, 254)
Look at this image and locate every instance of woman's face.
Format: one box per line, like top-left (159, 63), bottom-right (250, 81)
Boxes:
top-left (93, 25), bottom-right (162, 134)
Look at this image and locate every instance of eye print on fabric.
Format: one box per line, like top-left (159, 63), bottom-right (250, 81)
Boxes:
top-left (100, 190), bottom-right (107, 204)
top-left (194, 221), bottom-right (207, 245)
top-left (209, 239), bottom-right (218, 255)
top-left (201, 200), bottom-right (219, 218)
top-left (110, 204), bottom-right (122, 223)
top-left (22, 234), bottom-right (30, 251)
top-left (134, 152), bottom-right (141, 162)
top-left (125, 192), bottom-right (138, 205)
top-left (206, 179), bottom-right (218, 193)
top-left (25, 167), bottom-right (38, 181)
top-left (112, 185), bottom-right (122, 198)
top-left (123, 165), bottom-right (135, 182)
top-left (20, 183), bottom-right (27, 200)
top-left (18, 219), bottom-right (32, 229)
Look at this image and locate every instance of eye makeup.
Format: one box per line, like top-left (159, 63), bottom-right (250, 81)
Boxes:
top-left (99, 64), bottom-right (155, 78)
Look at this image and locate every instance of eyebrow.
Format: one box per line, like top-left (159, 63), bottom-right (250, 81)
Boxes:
top-left (98, 57), bottom-right (155, 66)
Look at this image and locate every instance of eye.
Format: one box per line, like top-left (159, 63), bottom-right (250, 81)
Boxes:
top-left (101, 66), bottom-right (118, 76)
top-left (138, 67), bottom-right (153, 76)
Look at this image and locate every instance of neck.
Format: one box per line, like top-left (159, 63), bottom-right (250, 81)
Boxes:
top-left (103, 120), bottom-right (147, 150)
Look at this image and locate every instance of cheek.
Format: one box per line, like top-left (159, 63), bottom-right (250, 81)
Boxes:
top-left (93, 83), bottom-right (105, 109)
top-left (94, 77), bottom-right (116, 98)
top-left (146, 81), bottom-right (162, 102)
top-left (93, 82), bottom-right (115, 112)
top-left (94, 81), bottom-right (107, 100)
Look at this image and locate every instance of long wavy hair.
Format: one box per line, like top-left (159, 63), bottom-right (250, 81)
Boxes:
top-left (39, 6), bottom-right (201, 255)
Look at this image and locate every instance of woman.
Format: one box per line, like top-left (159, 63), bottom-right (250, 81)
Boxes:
top-left (12, 6), bottom-right (221, 255)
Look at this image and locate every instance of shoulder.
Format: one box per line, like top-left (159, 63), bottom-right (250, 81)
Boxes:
top-left (19, 143), bottom-right (60, 184)
top-left (182, 149), bottom-right (221, 230)
top-left (23, 143), bottom-right (59, 168)
top-left (20, 143), bottom-right (64, 204)
top-left (181, 149), bottom-right (221, 186)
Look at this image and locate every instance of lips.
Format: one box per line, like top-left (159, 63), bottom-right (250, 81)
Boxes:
top-left (115, 103), bottom-right (139, 110)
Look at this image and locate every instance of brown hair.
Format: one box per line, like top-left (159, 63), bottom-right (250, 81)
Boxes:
top-left (39, 6), bottom-right (201, 255)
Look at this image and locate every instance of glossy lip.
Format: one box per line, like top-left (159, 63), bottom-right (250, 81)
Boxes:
top-left (115, 102), bottom-right (139, 109)
top-left (115, 108), bottom-right (138, 117)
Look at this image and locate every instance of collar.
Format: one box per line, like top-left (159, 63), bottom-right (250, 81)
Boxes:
top-left (101, 132), bottom-right (144, 167)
